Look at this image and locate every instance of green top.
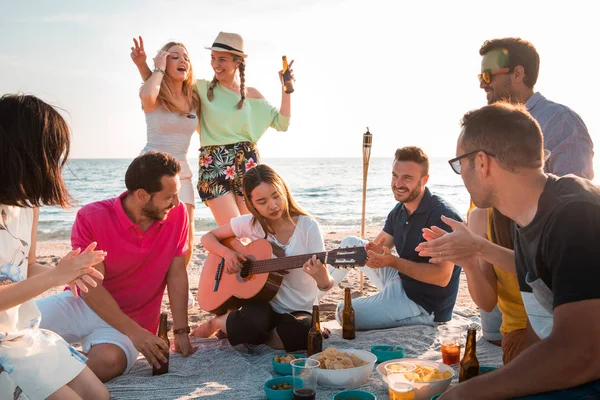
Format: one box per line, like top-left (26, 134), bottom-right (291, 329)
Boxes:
top-left (195, 79), bottom-right (290, 146)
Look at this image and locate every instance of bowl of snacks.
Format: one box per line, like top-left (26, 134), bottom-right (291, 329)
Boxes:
top-left (272, 353), bottom-right (304, 375)
top-left (333, 389), bottom-right (377, 399)
top-left (370, 345), bottom-right (404, 363)
top-left (264, 376), bottom-right (302, 400)
top-left (308, 347), bottom-right (377, 389)
top-left (376, 358), bottom-right (454, 400)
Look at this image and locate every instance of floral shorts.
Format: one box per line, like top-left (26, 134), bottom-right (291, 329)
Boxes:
top-left (197, 141), bottom-right (261, 202)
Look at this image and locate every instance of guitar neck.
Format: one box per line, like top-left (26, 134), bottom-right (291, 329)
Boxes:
top-left (244, 251), bottom-right (328, 274)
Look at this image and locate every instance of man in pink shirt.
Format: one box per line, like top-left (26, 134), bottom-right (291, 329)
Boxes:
top-left (37, 152), bottom-right (196, 382)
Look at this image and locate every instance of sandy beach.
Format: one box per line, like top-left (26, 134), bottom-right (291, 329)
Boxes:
top-left (35, 226), bottom-right (476, 332)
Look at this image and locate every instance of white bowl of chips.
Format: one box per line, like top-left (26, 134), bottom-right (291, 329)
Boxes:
top-left (376, 358), bottom-right (454, 400)
top-left (308, 348), bottom-right (376, 389)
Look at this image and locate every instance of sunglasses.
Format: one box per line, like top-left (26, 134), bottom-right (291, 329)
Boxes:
top-left (448, 150), bottom-right (496, 174)
top-left (478, 67), bottom-right (510, 84)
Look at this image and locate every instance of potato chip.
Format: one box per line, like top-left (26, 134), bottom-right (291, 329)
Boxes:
top-left (314, 348), bottom-right (367, 370)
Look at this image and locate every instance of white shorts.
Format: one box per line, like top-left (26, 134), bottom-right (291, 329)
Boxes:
top-left (36, 291), bottom-right (139, 372)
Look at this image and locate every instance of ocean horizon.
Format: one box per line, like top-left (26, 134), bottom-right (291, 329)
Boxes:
top-left (38, 157), bottom-right (470, 241)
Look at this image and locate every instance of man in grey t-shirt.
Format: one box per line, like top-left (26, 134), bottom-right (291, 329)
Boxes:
top-left (475, 37), bottom-right (595, 345)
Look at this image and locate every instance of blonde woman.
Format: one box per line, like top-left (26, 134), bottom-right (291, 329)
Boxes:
top-left (134, 40), bottom-right (200, 306)
top-left (131, 32), bottom-right (293, 229)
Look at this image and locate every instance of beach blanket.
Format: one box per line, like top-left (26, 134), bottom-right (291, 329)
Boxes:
top-left (105, 306), bottom-right (502, 399)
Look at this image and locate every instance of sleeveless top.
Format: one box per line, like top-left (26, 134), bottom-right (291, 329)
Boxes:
top-left (486, 208), bottom-right (527, 335)
top-left (143, 105), bottom-right (198, 161)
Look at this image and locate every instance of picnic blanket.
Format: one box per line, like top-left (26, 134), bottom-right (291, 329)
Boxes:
top-left (105, 306), bottom-right (502, 399)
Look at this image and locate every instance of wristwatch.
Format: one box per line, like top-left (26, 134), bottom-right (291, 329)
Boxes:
top-left (153, 67), bottom-right (165, 75)
top-left (173, 326), bottom-right (191, 335)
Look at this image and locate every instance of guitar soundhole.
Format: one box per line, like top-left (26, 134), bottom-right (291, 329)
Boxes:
top-left (240, 266), bottom-right (250, 279)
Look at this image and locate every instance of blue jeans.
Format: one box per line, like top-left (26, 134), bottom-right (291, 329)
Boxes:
top-left (480, 305), bottom-right (504, 342)
top-left (328, 236), bottom-right (434, 330)
top-left (516, 379), bottom-right (600, 399)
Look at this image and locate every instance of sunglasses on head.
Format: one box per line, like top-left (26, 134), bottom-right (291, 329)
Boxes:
top-left (448, 150), bottom-right (496, 174)
top-left (478, 67), bottom-right (510, 85)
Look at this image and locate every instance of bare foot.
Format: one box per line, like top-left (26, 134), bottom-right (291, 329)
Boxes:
top-left (215, 329), bottom-right (228, 340)
top-left (190, 319), bottom-right (217, 338)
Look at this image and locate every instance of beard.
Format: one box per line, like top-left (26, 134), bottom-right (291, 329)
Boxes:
top-left (142, 200), bottom-right (171, 221)
top-left (393, 184), bottom-right (422, 204)
top-left (487, 79), bottom-right (514, 105)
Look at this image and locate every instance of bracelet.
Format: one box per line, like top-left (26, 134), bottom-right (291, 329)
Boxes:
top-left (318, 277), bottom-right (334, 292)
top-left (153, 67), bottom-right (165, 75)
top-left (173, 326), bottom-right (190, 335)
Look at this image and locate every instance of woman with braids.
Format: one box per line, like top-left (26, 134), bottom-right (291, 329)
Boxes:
top-left (131, 32), bottom-right (293, 230)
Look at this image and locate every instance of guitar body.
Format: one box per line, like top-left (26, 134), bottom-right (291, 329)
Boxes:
top-left (197, 238), bottom-right (285, 315)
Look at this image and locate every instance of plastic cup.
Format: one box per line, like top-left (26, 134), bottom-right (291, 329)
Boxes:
top-left (388, 381), bottom-right (415, 400)
top-left (385, 361), bottom-right (417, 383)
top-left (437, 325), bottom-right (462, 365)
top-left (291, 358), bottom-right (320, 400)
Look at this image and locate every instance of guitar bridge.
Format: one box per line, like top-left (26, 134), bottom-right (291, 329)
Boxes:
top-left (213, 258), bottom-right (225, 292)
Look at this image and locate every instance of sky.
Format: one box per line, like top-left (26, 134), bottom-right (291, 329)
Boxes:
top-left (1, 0), bottom-right (599, 174)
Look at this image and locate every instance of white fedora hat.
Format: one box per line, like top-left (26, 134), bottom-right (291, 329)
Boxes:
top-left (205, 32), bottom-right (248, 58)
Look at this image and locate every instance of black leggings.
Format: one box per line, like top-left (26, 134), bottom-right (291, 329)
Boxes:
top-left (226, 302), bottom-right (312, 352)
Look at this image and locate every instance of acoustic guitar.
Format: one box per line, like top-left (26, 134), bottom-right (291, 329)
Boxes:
top-left (197, 238), bottom-right (368, 315)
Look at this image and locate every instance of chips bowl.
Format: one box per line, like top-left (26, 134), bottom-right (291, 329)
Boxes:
top-left (377, 358), bottom-right (454, 400)
top-left (308, 349), bottom-right (377, 389)
top-left (272, 353), bottom-right (304, 375)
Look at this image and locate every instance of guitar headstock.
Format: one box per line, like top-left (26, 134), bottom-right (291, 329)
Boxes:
top-left (327, 246), bottom-right (368, 269)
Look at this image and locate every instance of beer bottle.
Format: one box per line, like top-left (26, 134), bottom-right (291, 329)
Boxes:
top-left (282, 56), bottom-right (295, 94)
top-left (342, 288), bottom-right (356, 340)
top-left (459, 327), bottom-right (479, 382)
top-left (307, 305), bottom-right (323, 357)
top-left (152, 312), bottom-right (170, 376)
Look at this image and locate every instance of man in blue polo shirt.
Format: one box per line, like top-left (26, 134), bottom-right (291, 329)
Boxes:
top-left (330, 146), bottom-right (462, 329)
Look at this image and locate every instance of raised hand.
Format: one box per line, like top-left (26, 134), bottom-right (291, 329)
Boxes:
top-left (53, 242), bottom-right (105, 296)
top-left (129, 326), bottom-right (170, 369)
top-left (130, 36), bottom-right (147, 66)
top-left (153, 50), bottom-right (170, 71)
top-left (415, 215), bottom-right (480, 265)
top-left (279, 59), bottom-right (295, 84)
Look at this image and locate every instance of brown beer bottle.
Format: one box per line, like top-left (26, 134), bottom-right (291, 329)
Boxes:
top-left (152, 312), bottom-right (170, 376)
top-left (282, 56), bottom-right (295, 94)
top-left (307, 305), bottom-right (323, 357)
top-left (342, 288), bottom-right (356, 340)
top-left (459, 327), bottom-right (479, 382)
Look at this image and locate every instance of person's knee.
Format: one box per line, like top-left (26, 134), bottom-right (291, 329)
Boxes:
top-left (86, 344), bottom-right (128, 381)
top-left (340, 236), bottom-right (364, 248)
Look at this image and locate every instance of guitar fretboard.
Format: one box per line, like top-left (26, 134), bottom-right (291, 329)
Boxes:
top-left (242, 251), bottom-right (328, 274)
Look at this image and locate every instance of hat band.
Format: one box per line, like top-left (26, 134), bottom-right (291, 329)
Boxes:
top-left (212, 42), bottom-right (243, 54)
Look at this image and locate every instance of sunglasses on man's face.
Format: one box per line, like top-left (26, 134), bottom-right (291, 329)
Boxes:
top-left (448, 150), bottom-right (496, 174)
top-left (478, 67), bottom-right (510, 85)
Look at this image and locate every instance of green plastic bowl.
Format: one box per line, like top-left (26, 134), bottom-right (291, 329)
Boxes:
top-left (333, 389), bottom-right (377, 400)
top-left (480, 365), bottom-right (498, 374)
top-left (370, 345), bottom-right (404, 363)
top-left (264, 376), bottom-right (303, 400)
top-left (272, 353), bottom-right (304, 375)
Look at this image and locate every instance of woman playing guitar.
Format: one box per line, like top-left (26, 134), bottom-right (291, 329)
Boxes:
top-left (191, 165), bottom-right (335, 351)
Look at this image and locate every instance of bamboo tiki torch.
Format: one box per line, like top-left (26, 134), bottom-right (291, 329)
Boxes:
top-left (360, 127), bottom-right (372, 293)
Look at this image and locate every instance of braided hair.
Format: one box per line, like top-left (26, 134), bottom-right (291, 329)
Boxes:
top-left (206, 55), bottom-right (246, 109)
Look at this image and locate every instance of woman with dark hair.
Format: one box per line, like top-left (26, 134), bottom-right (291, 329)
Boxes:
top-left (190, 165), bottom-right (333, 352)
top-left (0, 94), bottom-right (109, 400)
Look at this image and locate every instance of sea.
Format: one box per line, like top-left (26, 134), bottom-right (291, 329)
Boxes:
top-left (37, 157), bottom-right (471, 241)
